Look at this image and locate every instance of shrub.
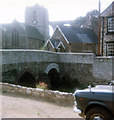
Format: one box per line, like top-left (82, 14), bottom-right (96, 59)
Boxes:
top-left (36, 82), bottom-right (48, 90)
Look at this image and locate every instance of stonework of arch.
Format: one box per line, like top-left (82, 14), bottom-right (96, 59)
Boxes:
top-left (45, 63), bottom-right (59, 74)
top-left (17, 67), bottom-right (37, 82)
top-left (18, 71), bottom-right (36, 88)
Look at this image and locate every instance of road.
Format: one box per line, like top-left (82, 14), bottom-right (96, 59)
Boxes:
top-left (1, 92), bottom-right (81, 118)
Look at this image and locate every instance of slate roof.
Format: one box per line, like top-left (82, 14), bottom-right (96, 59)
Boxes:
top-left (2, 20), bottom-right (45, 41)
top-left (59, 25), bottom-right (98, 44)
top-left (25, 25), bottom-right (44, 40)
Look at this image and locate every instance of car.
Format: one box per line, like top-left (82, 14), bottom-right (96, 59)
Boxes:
top-left (74, 81), bottom-right (114, 120)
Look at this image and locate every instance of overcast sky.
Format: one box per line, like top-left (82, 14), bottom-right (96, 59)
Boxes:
top-left (0, 0), bottom-right (113, 23)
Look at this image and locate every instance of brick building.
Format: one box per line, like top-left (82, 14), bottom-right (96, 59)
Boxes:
top-left (44, 25), bottom-right (98, 53)
top-left (100, 1), bottom-right (114, 56)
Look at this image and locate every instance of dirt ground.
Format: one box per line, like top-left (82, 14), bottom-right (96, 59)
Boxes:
top-left (1, 92), bottom-right (81, 118)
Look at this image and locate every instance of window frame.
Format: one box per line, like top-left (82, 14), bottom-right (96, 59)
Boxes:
top-left (106, 42), bottom-right (114, 56)
top-left (107, 16), bottom-right (114, 33)
top-left (12, 28), bottom-right (19, 46)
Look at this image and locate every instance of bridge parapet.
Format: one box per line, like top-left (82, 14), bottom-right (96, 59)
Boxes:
top-left (1, 49), bottom-right (113, 86)
top-left (1, 49), bottom-right (59, 64)
top-left (58, 52), bottom-right (95, 64)
top-left (1, 49), bottom-right (95, 65)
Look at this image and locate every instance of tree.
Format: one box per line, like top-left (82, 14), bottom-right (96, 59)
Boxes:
top-left (72, 10), bottom-right (99, 28)
top-left (72, 9), bottom-right (99, 36)
top-left (72, 16), bottom-right (86, 27)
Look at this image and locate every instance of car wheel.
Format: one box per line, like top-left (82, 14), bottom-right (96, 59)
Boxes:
top-left (86, 107), bottom-right (113, 120)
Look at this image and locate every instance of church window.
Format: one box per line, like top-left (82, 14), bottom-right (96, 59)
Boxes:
top-left (12, 29), bottom-right (19, 46)
top-left (107, 17), bottom-right (114, 33)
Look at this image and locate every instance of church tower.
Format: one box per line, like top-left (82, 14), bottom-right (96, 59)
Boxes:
top-left (25, 4), bottom-right (49, 41)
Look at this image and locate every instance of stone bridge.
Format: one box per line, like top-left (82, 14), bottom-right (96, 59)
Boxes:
top-left (0, 49), bottom-right (113, 89)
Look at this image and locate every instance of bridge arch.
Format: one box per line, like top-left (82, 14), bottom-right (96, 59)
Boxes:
top-left (17, 68), bottom-right (37, 88)
top-left (18, 71), bottom-right (36, 88)
top-left (45, 63), bottom-right (59, 74)
top-left (45, 63), bottom-right (61, 90)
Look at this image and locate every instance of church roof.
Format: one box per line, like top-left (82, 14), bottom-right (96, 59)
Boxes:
top-left (58, 25), bottom-right (98, 44)
top-left (2, 21), bottom-right (45, 41)
top-left (25, 25), bottom-right (45, 40)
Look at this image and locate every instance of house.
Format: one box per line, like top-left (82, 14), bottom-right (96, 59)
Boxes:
top-left (2, 20), bottom-right (45, 49)
top-left (44, 25), bottom-right (98, 53)
top-left (100, 1), bottom-right (114, 56)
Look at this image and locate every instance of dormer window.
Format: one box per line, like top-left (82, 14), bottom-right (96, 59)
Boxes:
top-left (107, 17), bottom-right (114, 32)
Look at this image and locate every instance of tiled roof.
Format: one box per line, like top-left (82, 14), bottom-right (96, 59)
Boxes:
top-left (59, 25), bottom-right (98, 43)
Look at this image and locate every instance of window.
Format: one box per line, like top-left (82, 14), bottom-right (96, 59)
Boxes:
top-left (107, 43), bottom-right (114, 56)
top-left (12, 29), bottom-right (19, 46)
top-left (107, 17), bottom-right (114, 32)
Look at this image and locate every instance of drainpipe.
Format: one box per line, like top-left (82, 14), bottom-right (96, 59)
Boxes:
top-left (98, 0), bottom-right (101, 55)
top-left (101, 17), bottom-right (104, 56)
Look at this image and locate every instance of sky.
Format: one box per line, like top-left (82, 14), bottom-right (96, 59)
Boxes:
top-left (0, 0), bottom-right (113, 23)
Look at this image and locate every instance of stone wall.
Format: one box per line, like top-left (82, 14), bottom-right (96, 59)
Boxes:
top-left (2, 50), bottom-right (59, 65)
top-left (93, 57), bottom-right (113, 82)
top-left (59, 63), bottom-right (93, 86)
top-left (59, 53), bottom-right (94, 86)
top-left (1, 49), bottom-right (113, 86)
top-left (1, 82), bottom-right (74, 106)
top-left (58, 52), bottom-right (94, 64)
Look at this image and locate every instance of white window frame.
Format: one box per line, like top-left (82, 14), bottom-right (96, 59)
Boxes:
top-left (107, 17), bottom-right (114, 32)
top-left (107, 43), bottom-right (114, 56)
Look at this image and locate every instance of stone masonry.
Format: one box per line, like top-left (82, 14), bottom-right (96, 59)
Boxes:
top-left (1, 49), bottom-right (113, 87)
top-left (1, 82), bottom-right (74, 106)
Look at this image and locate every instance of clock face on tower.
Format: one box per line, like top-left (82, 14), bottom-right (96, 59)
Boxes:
top-left (33, 19), bottom-right (37, 25)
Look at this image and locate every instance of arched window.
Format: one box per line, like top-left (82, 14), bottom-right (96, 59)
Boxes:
top-left (12, 29), bottom-right (19, 46)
